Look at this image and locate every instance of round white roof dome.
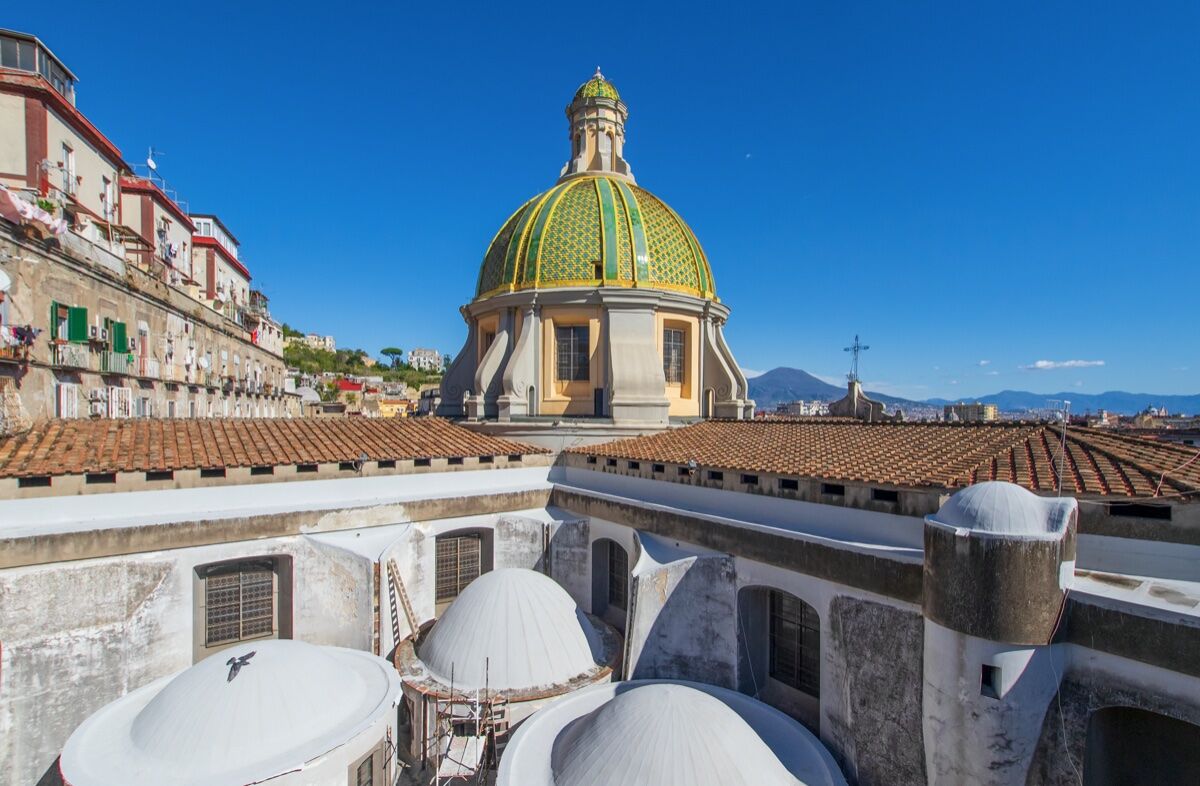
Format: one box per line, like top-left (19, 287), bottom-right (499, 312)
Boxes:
top-left (929, 481), bottom-right (1075, 536)
top-left (419, 568), bottom-right (602, 691)
top-left (498, 680), bottom-right (847, 786)
top-left (60, 640), bottom-right (401, 786)
top-left (553, 684), bottom-right (798, 786)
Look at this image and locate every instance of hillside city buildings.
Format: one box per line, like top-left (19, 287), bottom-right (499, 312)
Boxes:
top-left (0, 47), bottom-right (1198, 786)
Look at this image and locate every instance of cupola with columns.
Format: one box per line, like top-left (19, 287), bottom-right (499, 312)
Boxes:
top-left (561, 68), bottom-right (634, 183)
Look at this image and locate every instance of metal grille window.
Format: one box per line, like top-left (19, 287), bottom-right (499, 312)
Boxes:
top-left (769, 590), bottom-right (820, 697)
top-left (607, 541), bottom-right (628, 611)
top-left (663, 328), bottom-right (685, 384)
top-left (435, 535), bottom-right (481, 603)
top-left (555, 325), bottom-right (590, 382)
top-left (356, 757), bottom-right (373, 786)
top-left (205, 562), bottom-right (276, 647)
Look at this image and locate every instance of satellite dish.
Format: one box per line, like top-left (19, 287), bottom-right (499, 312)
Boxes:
top-left (146, 147), bottom-right (158, 172)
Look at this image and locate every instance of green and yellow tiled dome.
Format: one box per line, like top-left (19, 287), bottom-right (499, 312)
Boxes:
top-left (475, 176), bottom-right (716, 300)
top-left (574, 70), bottom-right (621, 102)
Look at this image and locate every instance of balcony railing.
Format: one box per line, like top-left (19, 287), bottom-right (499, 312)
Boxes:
top-left (204, 370), bottom-right (218, 389)
top-left (100, 351), bottom-right (134, 375)
top-left (136, 357), bottom-right (160, 379)
top-left (52, 342), bottom-right (90, 369)
top-left (0, 343), bottom-right (30, 364)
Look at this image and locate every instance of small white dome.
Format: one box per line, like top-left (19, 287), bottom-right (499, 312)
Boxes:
top-left (929, 481), bottom-right (1075, 536)
top-left (60, 640), bottom-right (401, 786)
top-left (552, 684), bottom-right (799, 786)
top-left (498, 680), bottom-right (846, 786)
top-left (419, 568), bottom-right (601, 691)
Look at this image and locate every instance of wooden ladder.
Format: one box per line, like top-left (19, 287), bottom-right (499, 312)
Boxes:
top-left (387, 558), bottom-right (419, 642)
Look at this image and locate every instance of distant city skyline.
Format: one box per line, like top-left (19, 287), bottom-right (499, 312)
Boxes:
top-left (6, 2), bottom-right (1196, 400)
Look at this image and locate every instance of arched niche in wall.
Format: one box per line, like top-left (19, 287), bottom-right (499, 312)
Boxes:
top-left (590, 537), bottom-right (630, 633)
top-left (736, 585), bottom-right (820, 732)
top-left (433, 527), bottom-right (495, 613)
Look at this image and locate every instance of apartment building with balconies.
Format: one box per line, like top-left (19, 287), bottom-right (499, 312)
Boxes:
top-left (0, 29), bottom-right (297, 429)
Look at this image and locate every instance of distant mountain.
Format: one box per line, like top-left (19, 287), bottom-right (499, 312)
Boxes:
top-left (747, 367), bottom-right (927, 411)
top-left (927, 390), bottom-right (1200, 416)
top-left (747, 369), bottom-right (1200, 416)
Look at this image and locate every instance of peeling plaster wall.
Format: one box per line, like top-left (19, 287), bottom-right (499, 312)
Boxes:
top-left (495, 515), bottom-right (547, 570)
top-left (548, 516), bottom-right (590, 611)
top-left (625, 535), bottom-right (737, 687)
top-left (823, 596), bottom-right (926, 786)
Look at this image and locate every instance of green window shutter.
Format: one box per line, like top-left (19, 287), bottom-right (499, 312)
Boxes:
top-left (68, 307), bottom-right (88, 343)
top-left (113, 322), bottom-right (128, 353)
top-left (50, 301), bottom-right (58, 338)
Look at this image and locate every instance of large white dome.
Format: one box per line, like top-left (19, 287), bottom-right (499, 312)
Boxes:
top-left (419, 568), bottom-right (602, 691)
top-left (928, 481), bottom-right (1076, 536)
top-left (60, 640), bottom-right (401, 786)
top-left (498, 680), bottom-right (847, 786)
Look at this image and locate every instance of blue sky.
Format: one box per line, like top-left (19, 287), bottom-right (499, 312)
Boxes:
top-left (10, 2), bottom-right (1197, 399)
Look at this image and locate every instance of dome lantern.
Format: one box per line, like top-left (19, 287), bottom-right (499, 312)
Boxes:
top-left (562, 67), bottom-right (634, 183)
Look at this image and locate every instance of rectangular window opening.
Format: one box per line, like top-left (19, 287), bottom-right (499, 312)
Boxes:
top-left (250, 465), bottom-right (274, 476)
top-left (203, 560), bottom-right (277, 648)
top-left (653, 463), bottom-right (665, 473)
top-left (555, 325), bottom-right (590, 382)
top-left (821, 482), bottom-right (845, 497)
top-left (780, 478), bottom-right (799, 491)
top-left (872, 488), bottom-right (899, 503)
top-left (586, 455), bottom-right (597, 465)
top-left (1107, 502), bottom-right (1172, 521)
top-left (201, 467), bottom-right (227, 479)
top-left (606, 458), bottom-right (618, 467)
top-left (678, 466), bottom-right (690, 476)
top-left (707, 470), bottom-right (724, 482)
top-left (742, 473), bottom-right (759, 486)
top-left (479, 455), bottom-right (494, 464)
top-left (338, 461), bottom-right (357, 471)
top-left (415, 457), bottom-right (431, 467)
top-left (85, 472), bottom-right (116, 484)
top-left (18, 475), bottom-right (52, 488)
top-left (377, 460), bottom-right (396, 469)
top-left (981, 664), bottom-right (1002, 699)
top-left (628, 461), bottom-right (640, 470)
top-left (297, 464), bottom-right (318, 473)
top-left (663, 327), bottom-right (685, 384)
top-left (146, 470), bottom-right (174, 482)
top-left (607, 540), bottom-right (629, 611)
top-left (507, 454), bottom-right (522, 462)
top-left (435, 534), bottom-right (482, 604)
top-left (448, 456), bottom-right (464, 466)
top-left (769, 590), bottom-right (820, 698)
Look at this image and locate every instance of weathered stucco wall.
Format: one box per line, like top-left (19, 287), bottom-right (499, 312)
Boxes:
top-left (494, 514), bottom-right (546, 570)
top-left (824, 595), bottom-right (927, 786)
top-left (549, 516), bottom-right (590, 611)
top-left (625, 534), bottom-right (737, 687)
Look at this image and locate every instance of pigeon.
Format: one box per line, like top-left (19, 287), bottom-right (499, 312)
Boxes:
top-left (226, 651), bottom-right (256, 682)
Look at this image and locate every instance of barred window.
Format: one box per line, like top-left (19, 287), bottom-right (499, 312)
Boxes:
top-left (435, 534), bottom-right (481, 603)
top-left (769, 590), bottom-right (820, 697)
top-left (663, 328), bottom-right (685, 384)
top-left (356, 756), bottom-right (373, 786)
top-left (607, 540), bottom-right (628, 611)
top-left (204, 561), bottom-right (276, 647)
top-left (555, 325), bottom-right (590, 382)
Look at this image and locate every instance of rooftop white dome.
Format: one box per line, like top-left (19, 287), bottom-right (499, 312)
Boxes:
top-left (553, 684), bottom-right (799, 786)
top-left (928, 481), bottom-right (1076, 536)
top-left (498, 680), bottom-right (847, 786)
top-left (419, 568), bottom-right (602, 691)
top-left (60, 640), bottom-right (401, 786)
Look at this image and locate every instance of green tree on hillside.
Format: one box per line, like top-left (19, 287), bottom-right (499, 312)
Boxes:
top-left (381, 347), bottom-right (405, 368)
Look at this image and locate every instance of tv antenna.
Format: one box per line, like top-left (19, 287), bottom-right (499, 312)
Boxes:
top-left (843, 334), bottom-right (870, 383)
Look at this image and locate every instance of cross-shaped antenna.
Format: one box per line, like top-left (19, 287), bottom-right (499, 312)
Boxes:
top-left (843, 334), bottom-right (870, 383)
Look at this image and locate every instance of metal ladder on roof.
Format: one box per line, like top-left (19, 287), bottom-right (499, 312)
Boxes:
top-left (387, 558), bottom-right (419, 643)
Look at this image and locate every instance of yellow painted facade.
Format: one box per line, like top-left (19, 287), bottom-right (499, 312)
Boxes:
top-left (657, 311), bottom-right (700, 417)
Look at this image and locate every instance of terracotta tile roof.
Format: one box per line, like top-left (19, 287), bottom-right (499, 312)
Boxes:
top-left (0, 418), bottom-right (547, 478)
top-left (569, 420), bottom-right (1200, 499)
